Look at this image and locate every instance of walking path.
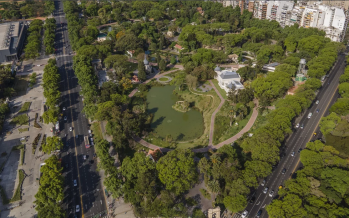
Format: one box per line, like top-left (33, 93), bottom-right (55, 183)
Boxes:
top-left (127, 64), bottom-right (259, 153)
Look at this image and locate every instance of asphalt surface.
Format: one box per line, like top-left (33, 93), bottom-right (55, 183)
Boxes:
top-left (53, 1), bottom-right (107, 218)
top-left (238, 50), bottom-right (347, 218)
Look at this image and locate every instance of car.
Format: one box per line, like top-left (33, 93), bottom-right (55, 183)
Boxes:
top-left (308, 112), bottom-right (312, 118)
top-left (90, 137), bottom-right (94, 142)
top-left (88, 130), bottom-right (92, 134)
top-left (93, 153), bottom-right (97, 158)
top-left (291, 151), bottom-right (295, 157)
top-left (76, 135), bottom-right (78, 138)
top-left (316, 109), bottom-right (320, 113)
top-left (64, 116), bottom-right (67, 121)
top-left (83, 155), bottom-right (86, 160)
top-left (313, 132), bottom-right (317, 136)
top-left (89, 133), bottom-right (92, 137)
top-left (281, 168), bottom-right (286, 174)
top-left (316, 100), bottom-right (319, 104)
top-left (279, 185), bottom-right (283, 189)
top-left (300, 124), bottom-right (304, 129)
top-left (63, 107), bottom-right (66, 111)
top-left (249, 196), bottom-right (255, 204)
top-left (256, 210), bottom-right (262, 218)
top-left (74, 179), bottom-right (77, 187)
top-left (298, 148), bottom-right (303, 153)
top-left (76, 205), bottom-right (80, 212)
top-left (241, 210), bottom-right (248, 218)
top-left (269, 190), bottom-right (274, 197)
top-left (263, 187), bottom-right (269, 194)
top-left (261, 180), bottom-right (266, 186)
top-left (295, 123), bottom-right (299, 128)
top-left (69, 127), bottom-right (72, 131)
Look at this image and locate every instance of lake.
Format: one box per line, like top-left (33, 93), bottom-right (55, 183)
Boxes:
top-left (147, 86), bottom-right (204, 141)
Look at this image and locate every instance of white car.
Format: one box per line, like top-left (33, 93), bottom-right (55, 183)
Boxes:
top-left (291, 151), bottom-right (295, 157)
top-left (241, 210), bottom-right (248, 218)
top-left (261, 180), bottom-right (266, 186)
top-left (69, 127), bottom-right (72, 131)
top-left (83, 155), bottom-right (86, 160)
top-left (269, 190), bottom-right (275, 197)
top-left (88, 130), bottom-right (91, 134)
top-left (63, 107), bottom-right (66, 111)
top-left (74, 179), bottom-right (77, 187)
top-left (316, 100), bottom-right (319, 104)
top-left (295, 123), bottom-right (299, 128)
top-left (263, 187), bottom-right (269, 194)
top-left (76, 205), bottom-right (80, 212)
top-left (308, 113), bottom-right (312, 119)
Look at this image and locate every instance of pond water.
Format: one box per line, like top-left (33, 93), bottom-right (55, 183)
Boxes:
top-left (147, 86), bottom-right (204, 141)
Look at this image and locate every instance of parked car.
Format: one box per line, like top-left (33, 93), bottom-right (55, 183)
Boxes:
top-left (83, 155), bottom-right (86, 160)
top-left (298, 148), bottom-right (303, 153)
top-left (295, 123), bottom-right (299, 128)
top-left (316, 100), bottom-right (319, 104)
top-left (76, 205), bottom-right (80, 212)
top-left (261, 180), bottom-right (266, 186)
top-left (69, 127), bottom-right (72, 131)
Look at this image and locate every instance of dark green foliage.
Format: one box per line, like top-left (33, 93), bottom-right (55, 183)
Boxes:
top-left (24, 19), bottom-right (43, 59)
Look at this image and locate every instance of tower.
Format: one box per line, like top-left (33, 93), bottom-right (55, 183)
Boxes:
top-left (144, 54), bottom-right (152, 73)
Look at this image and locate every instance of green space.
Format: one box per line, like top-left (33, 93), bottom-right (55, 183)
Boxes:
top-left (20, 148), bottom-right (24, 165)
top-left (10, 169), bottom-right (25, 202)
top-left (159, 77), bottom-right (169, 81)
top-left (213, 102), bottom-right (253, 144)
top-left (10, 114), bottom-right (29, 126)
top-left (211, 79), bottom-right (227, 100)
top-left (146, 86), bottom-right (204, 143)
top-left (18, 102), bottom-right (31, 113)
top-left (200, 188), bottom-right (211, 199)
top-left (91, 122), bottom-right (103, 140)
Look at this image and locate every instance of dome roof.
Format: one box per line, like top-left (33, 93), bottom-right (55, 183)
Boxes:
top-left (214, 66), bottom-right (221, 71)
top-left (143, 55), bottom-right (149, 65)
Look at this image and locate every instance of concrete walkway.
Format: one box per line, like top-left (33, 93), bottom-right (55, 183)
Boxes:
top-left (127, 64), bottom-right (259, 153)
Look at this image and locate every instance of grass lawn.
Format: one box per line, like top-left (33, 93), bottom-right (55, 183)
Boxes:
top-left (159, 77), bottom-right (169, 81)
top-left (14, 76), bottom-right (28, 96)
top-left (10, 114), bottom-right (29, 126)
top-left (10, 169), bottom-right (25, 202)
top-left (20, 148), bottom-right (24, 165)
top-left (91, 122), bottom-right (103, 140)
top-left (18, 102), bottom-right (31, 113)
top-left (211, 79), bottom-right (227, 100)
top-left (249, 109), bottom-right (271, 133)
top-left (18, 128), bottom-right (29, 133)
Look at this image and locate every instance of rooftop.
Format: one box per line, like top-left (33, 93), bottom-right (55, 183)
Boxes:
top-left (0, 22), bottom-right (20, 50)
top-left (220, 70), bottom-right (240, 80)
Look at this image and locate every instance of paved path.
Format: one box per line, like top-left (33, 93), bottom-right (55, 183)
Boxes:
top-left (128, 65), bottom-right (259, 153)
top-left (208, 80), bottom-right (225, 146)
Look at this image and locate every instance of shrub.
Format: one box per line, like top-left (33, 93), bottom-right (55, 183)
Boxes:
top-left (32, 133), bottom-right (41, 154)
top-left (200, 188), bottom-right (211, 199)
top-left (34, 113), bottom-right (42, 129)
top-left (10, 170), bottom-right (25, 202)
top-left (10, 114), bottom-right (29, 126)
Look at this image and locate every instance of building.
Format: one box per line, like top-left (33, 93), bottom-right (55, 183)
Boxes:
top-left (0, 22), bottom-right (27, 63)
top-left (143, 54), bottom-right (152, 73)
top-left (97, 33), bottom-right (107, 42)
top-left (214, 66), bottom-right (244, 94)
top-left (147, 149), bottom-right (163, 162)
top-left (228, 54), bottom-right (239, 63)
top-left (126, 50), bottom-right (135, 58)
top-left (262, 62), bottom-right (280, 72)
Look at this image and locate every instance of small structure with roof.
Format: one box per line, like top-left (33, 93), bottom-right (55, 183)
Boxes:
top-left (147, 148), bottom-right (163, 162)
top-left (97, 33), bottom-right (107, 42)
top-left (228, 54), bottom-right (239, 63)
top-left (214, 66), bottom-right (244, 94)
top-left (262, 62), bottom-right (280, 72)
top-left (132, 75), bottom-right (140, 83)
top-left (174, 44), bottom-right (183, 51)
top-left (126, 50), bottom-right (135, 58)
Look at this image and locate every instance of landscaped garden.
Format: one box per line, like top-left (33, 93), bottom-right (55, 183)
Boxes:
top-left (10, 114), bottom-right (29, 126)
top-left (18, 102), bottom-right (31, 113)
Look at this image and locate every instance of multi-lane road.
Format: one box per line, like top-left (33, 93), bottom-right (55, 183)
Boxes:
top-left (53, 1), bottom-right (107, 218)
top-left (238, 50), bottom-right (347, 218)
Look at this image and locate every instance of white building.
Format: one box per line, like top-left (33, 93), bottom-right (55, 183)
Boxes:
top-left (214, 66), bottom-right (244, 94)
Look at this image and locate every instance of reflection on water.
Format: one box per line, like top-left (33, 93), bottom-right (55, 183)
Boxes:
top-left (147, 86), bottom-right (204, 141)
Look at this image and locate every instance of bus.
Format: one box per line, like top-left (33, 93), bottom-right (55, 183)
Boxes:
top-left (84, 136), bottom-right (90, 148)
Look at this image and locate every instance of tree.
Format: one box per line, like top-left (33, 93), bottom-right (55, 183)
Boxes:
top-left (223, 195), bottom-right (247, 213)
top-left (119, 77), bottom-right (133, 92)
top-left (266, 194), bottom-right (307, 218)
top-left (329, 98), bottom-right (349, 115)
top-left (156, 149), bottom-right (197, 195)
top-left (138, 61), bottom-right (146, 81)
top-left (42, 108), bottom-right (59, 124)
top-left (339, 82), bottom-right (349, 98)
top-left (104, 172), bottom-right (123, 198)
top-left (319, 112), bottom-right (341, 136)
top-left (159, 59), bottom-right (166, 71)
top-left (185, 74), bottom-right (197, 89)
top-left (43, 136), bottom-right (63, 154)
top-left (274, 64), bottom-right (297, 76)
top-left (170, 56), bottom-right (176, 65)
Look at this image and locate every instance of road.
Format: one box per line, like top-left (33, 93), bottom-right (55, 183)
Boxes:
top-left (238, 51), bottom-right (347, 218)
top-left (53, 1), bottom-right (107, 218)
